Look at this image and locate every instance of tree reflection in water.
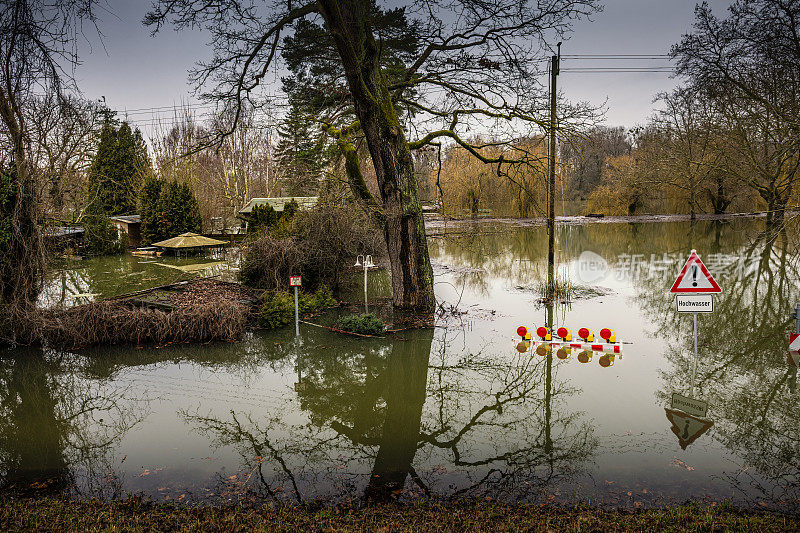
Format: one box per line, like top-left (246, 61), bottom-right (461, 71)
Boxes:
top-left (0, 349), bottom-right (142, 498)
top-left (640, 221), bottom-right (800, 510)
top-left (183, 320), bottom-right (595, 504)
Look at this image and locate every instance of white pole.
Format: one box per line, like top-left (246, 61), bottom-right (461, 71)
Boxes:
top-left (691, 312), bottom-right (698, 395)
top-left (364, 263), bottom-right (368, 314)
top-left (294, 286), bottom-right (299, 336)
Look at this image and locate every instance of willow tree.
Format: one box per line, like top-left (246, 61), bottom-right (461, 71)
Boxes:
top-left (145, 0), bottom-right (599, 311)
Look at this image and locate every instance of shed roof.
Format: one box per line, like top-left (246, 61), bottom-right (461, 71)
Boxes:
top-left (151, 232), bottom-right (227, 249)
top-left (110, 215), bottom-right (141, 224)
top-left (238, 196), bottom-right (318, 216)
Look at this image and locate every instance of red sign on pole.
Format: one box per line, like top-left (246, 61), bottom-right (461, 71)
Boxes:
top-left (670, 250), bottom-right (721, 294)
top-left (289, 275), bottom-right (302, 287)
top-left (790, 333), bottom-right (800, 352)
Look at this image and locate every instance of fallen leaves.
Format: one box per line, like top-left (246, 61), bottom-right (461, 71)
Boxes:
top-left (670, 456), bottom-right (695, 471)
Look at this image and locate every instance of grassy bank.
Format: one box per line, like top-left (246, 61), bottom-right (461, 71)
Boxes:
top-left (1, 498), bottom-right (797, 532)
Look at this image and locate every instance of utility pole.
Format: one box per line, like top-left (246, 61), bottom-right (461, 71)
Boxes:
top-left (547, 43), bottom-right (561, 299)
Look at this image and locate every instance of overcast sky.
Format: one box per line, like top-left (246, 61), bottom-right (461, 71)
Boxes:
top-left (75, 0), bottom-right (735, 135)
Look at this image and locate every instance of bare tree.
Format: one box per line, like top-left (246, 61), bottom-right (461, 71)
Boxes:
top-left (144, 0), bottom-right (600, 311)
top-left (672, 0), bottom-right (800, 222)
top-left (0, 0), bottom-right (98, 339)
top-left (652, 87), bottom-right (727, 218)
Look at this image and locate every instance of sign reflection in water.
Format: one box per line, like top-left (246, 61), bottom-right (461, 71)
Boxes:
top-left (1, 217), bottom-right (798, 511)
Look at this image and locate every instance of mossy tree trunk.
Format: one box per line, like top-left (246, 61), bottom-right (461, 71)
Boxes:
top-left (317, 0), bottom-right (435, 312)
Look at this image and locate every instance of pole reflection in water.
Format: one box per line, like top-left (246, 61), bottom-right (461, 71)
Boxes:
top-left (180, 321), bottom-right (595, 504)
top-left (9, 216), bottom-right (800, 510)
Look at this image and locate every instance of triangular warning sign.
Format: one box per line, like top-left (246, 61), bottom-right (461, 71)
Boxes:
top-left (788, 350), bottom-right (800, 368)
top-left (670, 250), bottom-right (721, 293)
top-left (665, 408), bottom-right (713, 450)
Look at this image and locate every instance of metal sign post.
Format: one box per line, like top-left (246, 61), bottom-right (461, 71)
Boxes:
top-left (796, 302), bottom-right (800, 334)
top-left (294, 287), bottom-right (299, 336)
top-left (289, 275), bottom-right (302, 336)
top-left (671, 250), bottom-right (721, 398)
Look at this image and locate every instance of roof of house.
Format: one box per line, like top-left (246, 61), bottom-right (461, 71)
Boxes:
top-left (151, 232), bottom-right (228, 249)
top-left (44, 226), bottom-right (84, 238)
top-left (110, 215), bottom-right (141, 224)
top-left (238, 196), bottom-right (318, 216)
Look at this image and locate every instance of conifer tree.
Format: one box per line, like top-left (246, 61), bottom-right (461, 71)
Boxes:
top-left (139, 178), bottom-right (202, 244)
top-left (274, 98), bottom-right (326, 195)
top-left (157, 181), bottom-right (202, 237)
top-left (139, 174), bottom-right (164, 245)
top-left (86, 120), bottom-right (150, 216)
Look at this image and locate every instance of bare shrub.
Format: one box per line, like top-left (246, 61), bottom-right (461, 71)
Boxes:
top-left (240, 205), bottom-right (385, 291)
top-left (239, 235), bottom-right (305, 290)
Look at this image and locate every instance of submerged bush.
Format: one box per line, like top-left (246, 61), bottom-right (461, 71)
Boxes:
top-left (240, 204), bottom-right (384, 292)
top-left (258, 285), bottom-right (338, 330)
top-left (259, 291), bottom-right (294, 329)
top-left (299, 285), bottom-right (337, 314)
top-left (336, 313), bottom-right (385, 336)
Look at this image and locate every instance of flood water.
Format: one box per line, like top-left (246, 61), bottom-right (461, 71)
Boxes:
top-left (2, 217), bottom-right (799, 511)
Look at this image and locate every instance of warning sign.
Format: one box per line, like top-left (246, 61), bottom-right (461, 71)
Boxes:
top-left (790, 333), bottom-right (800, 352)
top-left (670, 392), bottom-right (708, 417)
top-left (670, 250), bottom-right (721, 294)
top-left (665, 408), bottom-right (714, 450)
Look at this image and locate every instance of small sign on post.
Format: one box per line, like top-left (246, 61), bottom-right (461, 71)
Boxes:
top-left (671, 250), bottom-right (721, 365)
top-left (290, 275), bottom-right (302, 335)
top-left (676, 294), bottom-right (714, 313)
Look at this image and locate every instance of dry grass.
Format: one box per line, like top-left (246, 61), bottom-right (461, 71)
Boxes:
top-left (1, 497), bottom-right (797, 532)
top-left (33, 299), bottom-right (248, 349)
top-left (11, 279), bottom-right (258, 349)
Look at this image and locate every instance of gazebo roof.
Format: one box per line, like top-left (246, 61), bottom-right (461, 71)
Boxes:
top-left (151, 232), bottom-right (227, 249)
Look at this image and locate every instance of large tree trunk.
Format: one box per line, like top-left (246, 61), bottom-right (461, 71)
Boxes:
top-left (0, 89), bottom-right (45, 342)
top-left (318, 0), bottom-right (435, 312)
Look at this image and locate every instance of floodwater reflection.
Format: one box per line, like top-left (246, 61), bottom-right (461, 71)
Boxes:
top-left (2, 217), bottom-right (799, 511)
top-left (181, 327), bottom-right (595, 503)
top-left (0, 349), bottom-right (142, 497)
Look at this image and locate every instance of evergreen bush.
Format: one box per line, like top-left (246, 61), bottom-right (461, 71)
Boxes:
top-left (336, 313), bottom-right (385, 336)
top-left (258, 285), bottom-right (338, 330)
top-left (258, 291), bottom-right (294, 329)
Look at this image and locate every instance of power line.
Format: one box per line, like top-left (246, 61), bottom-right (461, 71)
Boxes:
top-left (562, 67), bottom-right (674, 71)
top-left (562, 54), bottom-right (670, 58)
